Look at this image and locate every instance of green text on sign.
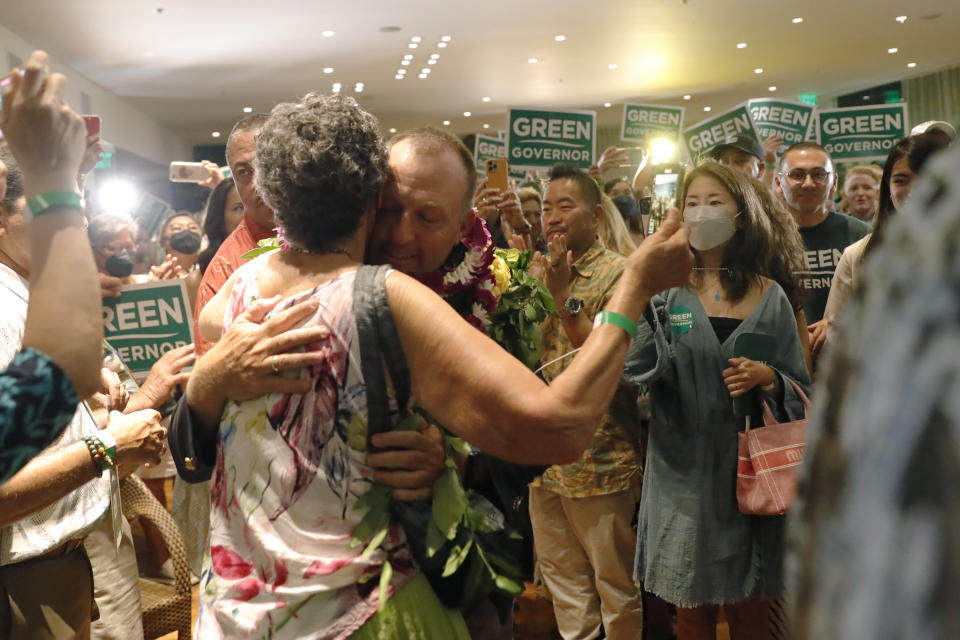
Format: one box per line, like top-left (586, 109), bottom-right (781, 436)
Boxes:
top-left (748, 99), bottom-right (817, 145)
top-left (102, 280), bottom-right (194, 376)
top-left (817, 103), bottom-right (909, 162)
top-left (507, 107), bottom-right (596, 170)
top-left (682, 103), bottom-right (760, 160)
top-left (620, 103), bottom-right (684, 143)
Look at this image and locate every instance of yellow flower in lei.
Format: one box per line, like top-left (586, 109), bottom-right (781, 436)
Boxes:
top-left (490, 254), bottom-right (511, 299)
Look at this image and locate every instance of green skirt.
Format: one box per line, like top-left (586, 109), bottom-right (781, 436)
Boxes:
top-left (351, 573), bottom-right (470, 640)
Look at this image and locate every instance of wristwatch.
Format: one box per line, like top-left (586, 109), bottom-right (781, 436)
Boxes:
top-left (563, 296), bottom-right (584, 318)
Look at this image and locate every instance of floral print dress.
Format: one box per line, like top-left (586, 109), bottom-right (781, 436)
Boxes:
top-left (195, 255), bottom-right (415, 640)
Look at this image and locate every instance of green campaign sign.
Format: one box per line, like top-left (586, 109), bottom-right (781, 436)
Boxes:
top-left (474, 134), bottom-right (525, 179)
top-left (748, 99), bottom-right (817, 145)
top-left (102, 280), bottom-right (194, 377)
top-left (507, 107), bottom-right (596, 170)
top-left (817, 103), bottom-right (909, 162)
top-left (682, 102), bottom-right (760, 160)
top-left (620, 103), bottom-right (684, 143)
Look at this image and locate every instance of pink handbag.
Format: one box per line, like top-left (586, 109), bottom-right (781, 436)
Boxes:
top-left (736, 377), bottom-right (810, 516)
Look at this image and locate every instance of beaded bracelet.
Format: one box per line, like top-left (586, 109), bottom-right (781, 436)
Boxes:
top-left (82, 435), bottom-right (115, 477)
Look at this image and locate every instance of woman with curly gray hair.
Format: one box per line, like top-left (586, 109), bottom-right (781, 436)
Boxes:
top-left (192, 92), bottom-right (693, 639)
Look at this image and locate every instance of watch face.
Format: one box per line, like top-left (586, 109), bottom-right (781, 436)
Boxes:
top-left (565, 296), bottom-right (584, 315)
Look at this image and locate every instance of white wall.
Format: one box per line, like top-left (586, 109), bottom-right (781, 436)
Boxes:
top-left (0, 22), bottom-right (190, 166)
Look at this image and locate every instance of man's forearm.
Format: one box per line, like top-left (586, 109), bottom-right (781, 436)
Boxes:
top-left (184, 363), bottom-right (228, 433)
top-left (560, 312), bottom-right (595, 349)
top-left (0, 442), bottom-right (96, 527)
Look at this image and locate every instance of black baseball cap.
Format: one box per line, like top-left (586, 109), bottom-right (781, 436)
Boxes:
top-left (708, 135), bottom-right (764, 162)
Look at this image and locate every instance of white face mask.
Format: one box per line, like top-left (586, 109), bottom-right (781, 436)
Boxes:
top-left (683, 205), bottom-right (740, 251)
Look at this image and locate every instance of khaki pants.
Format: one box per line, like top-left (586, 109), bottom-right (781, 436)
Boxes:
top-left (0, 548), bottom-right (94, 639)
top-left (529, 484), bottom-right (643, 640)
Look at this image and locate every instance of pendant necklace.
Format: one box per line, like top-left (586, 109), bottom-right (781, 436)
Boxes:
top-left (692, 267), bottom-right (731, 301)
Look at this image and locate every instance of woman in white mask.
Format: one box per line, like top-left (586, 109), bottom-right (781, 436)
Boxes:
top-left (623, 162), bottom-right (811, 639)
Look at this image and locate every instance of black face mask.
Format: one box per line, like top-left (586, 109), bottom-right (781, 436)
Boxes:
top-left (612, 194), bottom-right (638, 219)
top-left (638, 196), bottom-right (653, 217)
top-left (168, 230), bottom-right (202, 255)
top-left (105, 253), bottom-right (134, 278)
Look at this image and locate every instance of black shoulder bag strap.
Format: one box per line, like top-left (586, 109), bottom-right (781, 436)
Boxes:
top-left (353, 265), bottom-right (410, 446)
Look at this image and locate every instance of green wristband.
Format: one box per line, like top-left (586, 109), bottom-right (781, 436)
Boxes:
top-left (593, 310), bottom-right (638, 340)
top-left (26, 190), bottom-right (84, 219)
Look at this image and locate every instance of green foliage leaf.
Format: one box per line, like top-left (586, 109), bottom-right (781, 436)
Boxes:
top-left (350, 484), bottom-right (392, 549)
top-left (378, 560), bottom-right (393, 612)
top-left (358, 526), bottom-right (389, 561)
top-left (441, 538), bottom-right (474, 577)
top-left (432, 467), bottom-right (468, 540)
top-left (425, 517), bottom-right (446, 559)
top-left (494, 574), bottom-right (523, 595)
top-left (444, 435), bottom-right (472, 456)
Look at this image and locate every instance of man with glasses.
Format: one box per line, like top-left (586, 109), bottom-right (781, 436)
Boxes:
top-left (775, 142), bottom-right (870, 358)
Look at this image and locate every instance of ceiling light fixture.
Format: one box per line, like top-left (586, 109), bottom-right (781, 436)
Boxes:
top-left (768, 86), bottom-right (777, 91)
top-left (443, 120), bottom-right (450, 126)
top-left (428, 59), bottom-right (436, 65)
top-left (401, 60), bottom-right (410, 66)
top-left (608, 63), bottom-right (618, 70)
top-left (463, 111), bottom-right (471, 117)
top-left (528, 57), bottom-right (539, 63)
top-left (404, 54), bottom-right (413, 60)
top-left (907, 62), bottom-right (917, 68)
top-left (409, 43), bottom-right (418, 49)
top-left (792, 17), bottom-right (803, 23)
top-left (323, 67), bottom-right (333, 73)
top-left (703, 106), bottom-right (712, 112)
top-left (737, 42), bottom-right (747, 49)
top-left (332, 82), bottom-right (341, 93)
top-left (410, 36), bottom-right (422, 43)
top-left (441, 35), bottom-right (451, 42)
top-left (422, 68), bottom-right (430, 73)
top-left (242, 106), bottom-right (253, 113)
top-left (212, 131), bottom-right (221, 138)
top-left (603, 102), bottom-right (612, 107)
top-left (683, 94), bottom-right (691, 100)
top-left (437, 42), bottom-right (447, 48)
top-left (888, 47), bottom-right (898, 53)
top-left (555, 35), bottom-right (566, 42)
top-left (322, 30), bottom-right (334, 37)
top-left (430, 53), bottom-right (440, 59)
top-left (398, 68), bottom-right (406, 74)
top-left (482, 96), bottom-right (491, 102)
top-left (896, 15), bottom-right (907, 23)
top-left (395, 74), bottom-right (403, 79)
top-left (483, 123), bottom-right (490, 129)
top-left (754, 68), bottom-right (764, 74)
top-left (419, 73), bottom-right (427, 79)
top-left (389, 127), bottom-right (397, 133)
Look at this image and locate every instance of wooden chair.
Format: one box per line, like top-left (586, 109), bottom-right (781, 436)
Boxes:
top-left (120, 475), bottom-right (192, 639)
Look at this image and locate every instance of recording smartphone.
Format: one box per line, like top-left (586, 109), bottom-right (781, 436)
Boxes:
top-left (82, 115), bottom-right (101, 141)
top-left (169, 161), bottom-right (210, 183)
top-left (617, 146), bottom-right (647, 168)
top-left (647, 164), bottom-right (686, 235)
top-left (485, 157), bottom-right (509, 192)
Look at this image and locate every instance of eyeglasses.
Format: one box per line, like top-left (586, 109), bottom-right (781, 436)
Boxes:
top-left (780, 168), bottom-right (834, 185)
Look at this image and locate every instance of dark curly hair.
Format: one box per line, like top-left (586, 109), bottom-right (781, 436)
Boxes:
top-left (0, 144), bottom-right (24, 214)
top-left (254, 93), bottom-right (387, 253)
top-left (197, 176), bottom-right (236, 273)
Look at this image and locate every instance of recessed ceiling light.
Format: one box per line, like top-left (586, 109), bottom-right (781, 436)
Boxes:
top-left (401, 60), bottom-right (410, 66)
top-left (322, 30), bottom-right (334, 37)
top-left (409, 43), bottom-right (418, 49)
top-left (437, 42), bottom-right (447, 48)
top-left (683, 94), bottom-right (692, 100)
top-left (792, 17), bottom-right (803, 23)
top-left (754, 68), bottom-right (764, 74)
top-left (430, 53), bottom-right (440, 59)
top-left (403, 54), bottom-right (413, 60)
top-left (603, 102), bottom-right (612, 107)
top-left (441, 35), bottom-right (451, 42)
top-left (463, 111), bottom-right (471, 117)
top-left (888, 47), bottom-right (898, 53)
top-left (703, 106), bottom-right (712, 112)
top-left (397, 68), bottom-right (406, 74)
top-left (608, 63), bottom-right (618, 70)
top-left (737, 42), bottom-right (747, 49)
top-left (410, 36), bottom-right (422, 43)
top-left (332, 82), bottom-right (341, 93)
top-left (212, 131), bottom-right (221, 138)
top-left (896, 15), bottom-right (907, 23)
top-left (355, 87), bottom-right (363, 93)
top-left (483, 123), bottom-right (490, 129)
top-left (907, 62), bottom-right (917, 68)
top-left (482, 96), bottom-right (491, 102)
top-left (555, 35), bottom-right (566, 42)
top-left (323, 67), bottom-right (334, 73)
top-left (395, 74), bottom-right (403, 80)
top-left (428, 59), bottom-right (436, 65)
top-left (242, 106), bottom-right (253, 113)
top-left (528, 57), bottom-right (539, 63)
top-left (419, 73), bottom-right (427, 79)
top-left (768, 86), bottom-right (777, 91)
top-left (422, 68), bottom-right (430, 73)
top-left (443, 120), bottom-right (450, 126)
top-left (389, 127), bottom-right (397, 133)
